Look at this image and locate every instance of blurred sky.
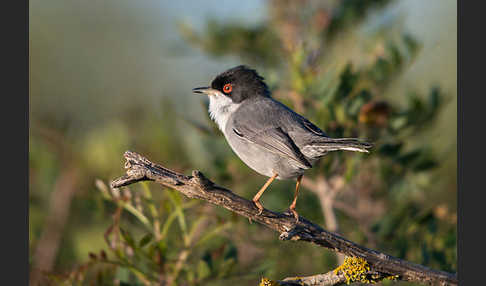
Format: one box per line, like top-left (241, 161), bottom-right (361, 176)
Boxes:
top-left (368, 0), bottom-right (457, 158)
top-left (30, 0), bottom-right (266, 128)
top-left (30, 0), bottom-right (456, 151)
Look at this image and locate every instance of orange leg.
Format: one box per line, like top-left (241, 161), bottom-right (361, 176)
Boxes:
top-left (289, 175), bottom-right (303, 222)
top-left (252, 173), bottom-right (278, 215)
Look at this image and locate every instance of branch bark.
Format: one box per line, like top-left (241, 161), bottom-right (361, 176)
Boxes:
top-left (111, 151), bottom-right (457, 286)
top-left (280, 269), bottom-right (348, 286)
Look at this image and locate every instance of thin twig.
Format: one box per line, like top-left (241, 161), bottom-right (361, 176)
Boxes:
top-left (302, 175), bottom-right (345, 264)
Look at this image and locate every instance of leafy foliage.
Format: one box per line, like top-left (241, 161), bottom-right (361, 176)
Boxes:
top-left (47, 181), bottom-right (236, 285)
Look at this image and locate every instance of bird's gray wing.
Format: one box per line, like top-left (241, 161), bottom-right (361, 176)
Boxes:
top-left (232, 124), bottom-right (312, 169)
top-left (298, 115), bottom-right (328, 137)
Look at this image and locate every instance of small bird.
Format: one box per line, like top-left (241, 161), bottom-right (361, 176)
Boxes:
top-left (193, 65), bottom-right (372, 221)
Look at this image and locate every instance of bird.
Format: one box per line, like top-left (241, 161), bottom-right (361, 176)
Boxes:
top-left (193, 65), bottom-right (372, 221)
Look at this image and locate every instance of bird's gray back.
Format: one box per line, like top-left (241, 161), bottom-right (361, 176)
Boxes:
top-left (230, 97), bottom-right (328, 148)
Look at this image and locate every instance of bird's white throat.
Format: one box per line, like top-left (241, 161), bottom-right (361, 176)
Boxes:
top-left (208, 94), bottom-right (240, 132)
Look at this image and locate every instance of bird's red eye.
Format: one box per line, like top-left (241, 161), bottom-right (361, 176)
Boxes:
top-left (223, 83), bottom-right (233, 94)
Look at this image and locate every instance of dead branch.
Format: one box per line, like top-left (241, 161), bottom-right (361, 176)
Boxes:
top-left (280, 269), bottom-right (348, 286)
top-left (111, 151), bottom-right (457, 286)
top-left (30, 166), bottom-right (79, 286)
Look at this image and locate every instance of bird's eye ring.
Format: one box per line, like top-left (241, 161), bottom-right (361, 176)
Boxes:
top-left (223, 83), bottom-right (233, 94)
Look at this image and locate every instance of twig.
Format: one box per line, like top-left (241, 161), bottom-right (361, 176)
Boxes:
top-left (280, 269), bottom-right (347, 286)
top-left (302, 175), bottom-right (345, 264)
top-left (111, 151), bottom-right (457, 286)
top-left (31, 167), bottom-right (79, 286)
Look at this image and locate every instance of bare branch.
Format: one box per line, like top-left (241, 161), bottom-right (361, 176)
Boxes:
top-left (281, 269), bottom-right (347, 286)
top-left (111, 151), bottom-right (457, 286)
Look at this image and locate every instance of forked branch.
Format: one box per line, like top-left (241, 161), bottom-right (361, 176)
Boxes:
top-left (111, 151), bottom-right (457, 286)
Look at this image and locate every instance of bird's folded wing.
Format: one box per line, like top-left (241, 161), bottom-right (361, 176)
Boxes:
top-left (233, 126), bottom-right (312, 169)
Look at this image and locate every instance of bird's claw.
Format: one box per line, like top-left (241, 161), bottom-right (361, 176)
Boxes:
top-left (289, 208), bottom-right (299, 222)
top-left (253, 200), bottom-right (264, 215)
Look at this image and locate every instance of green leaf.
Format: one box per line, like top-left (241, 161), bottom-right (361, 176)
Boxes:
top-left (160, 209), bottom-right (178, 240)
top-left (336, 64), bottom-right (358, 99)
top-left (194, 222), bottom-right (231, 248)
top-left (378, 142), bottom-right (403, 157)
top-left (167, 190), bottom-right (188, 238)
top-left (141, 182), bottom-right (159, 219)
top-left (120, 228), bottom-right (136, 249)
top-left (216, 257), bottom-right (236, 278)
top-left (428, 87), bottom-right (441, 111)
top-left (223, 243), bottom-right (238, 261)
top-left (413, 158), bottom-right (438, 172)
top-left (396, 149), bottom-right (422, 166)
top-left (139, 233), bottom-right (153, 248)
top-left (197, 259), bottom-right (211, 280)
top-left (117, 201), bottom-right (152, 232)
top-left (390, 116), bottom-right (408, 131)
top-left (403, 33), bottom-right (420, 57)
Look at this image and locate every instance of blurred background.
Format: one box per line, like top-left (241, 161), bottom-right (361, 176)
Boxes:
top-left (29, 0), bottom-right (456, 285)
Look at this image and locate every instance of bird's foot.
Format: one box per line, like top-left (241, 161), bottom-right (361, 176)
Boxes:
top-left (253, 199), bottom-right (264, 215)
top-left (288, 208), bottom-right (299, 223)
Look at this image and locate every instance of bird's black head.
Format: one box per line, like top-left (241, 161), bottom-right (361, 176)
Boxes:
top-left (209, 65), bottom-right (270, 103)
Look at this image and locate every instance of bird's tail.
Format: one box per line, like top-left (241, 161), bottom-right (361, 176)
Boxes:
top-left (303, 138), bottom-right (373, 156)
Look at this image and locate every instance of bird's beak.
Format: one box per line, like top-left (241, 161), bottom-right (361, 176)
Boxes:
top-left (192, 86), bottom-right (218, 96)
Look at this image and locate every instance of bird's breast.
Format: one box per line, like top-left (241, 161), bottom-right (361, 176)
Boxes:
top-left (222, 124), bottom-right (306, 180)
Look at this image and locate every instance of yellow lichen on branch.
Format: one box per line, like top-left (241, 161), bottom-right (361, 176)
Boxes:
top-left (259, 277), bottom-right (283, 286)
top-left (333, 256), bottom-right (400, 284)
top-left (333, 256), bottom-right (374, 284)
